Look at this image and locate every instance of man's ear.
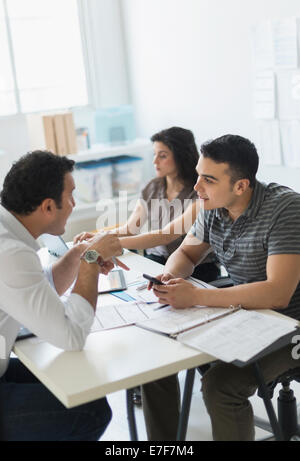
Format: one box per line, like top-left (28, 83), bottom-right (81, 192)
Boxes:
top-left (234, 179), bottom-right (250, 196)
top-left (40, 198), bottom-right (56, 216)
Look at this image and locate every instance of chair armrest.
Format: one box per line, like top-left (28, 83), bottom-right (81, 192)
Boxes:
top-left (209, 277), bottom-right (234, 288)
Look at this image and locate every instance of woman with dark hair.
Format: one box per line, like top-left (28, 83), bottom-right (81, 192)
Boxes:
top-left (150, 126), bottom-right (199, 189)
top-left (75, 127), bottom-right (219, 282)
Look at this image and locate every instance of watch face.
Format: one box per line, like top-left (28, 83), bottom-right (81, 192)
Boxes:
top-left (84, 250), bottom-right (99, 263)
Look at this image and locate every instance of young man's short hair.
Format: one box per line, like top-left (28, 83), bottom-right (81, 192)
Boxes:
top-left (200, 135), bottom-right (259, 188)
top-left (0, 151), bottom-right (75, 215)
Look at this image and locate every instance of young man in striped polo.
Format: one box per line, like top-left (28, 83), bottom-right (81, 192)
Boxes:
top-left (146, 134), bottom-right (300, 441)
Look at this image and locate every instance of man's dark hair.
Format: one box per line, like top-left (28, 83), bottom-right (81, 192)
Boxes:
top-left (200, 134), bottom-right (259, 188)
top-left (0, 150), bottom-right (75, 215)
top-left (151, 126), bottom-right (199, 186)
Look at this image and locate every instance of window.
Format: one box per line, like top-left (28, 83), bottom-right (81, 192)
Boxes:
top-left (0, 0), bottom-right (88, 115)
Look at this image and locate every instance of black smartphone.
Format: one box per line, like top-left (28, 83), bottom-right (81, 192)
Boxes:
top-left (143, 273), bottom-right (165, 285)
top-left (16, 327), bottom-right (35, 341)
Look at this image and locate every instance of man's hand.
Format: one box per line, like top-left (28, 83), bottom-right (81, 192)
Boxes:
top-left (73, 233), bottom-right (129, 310)
top-left (97, 259), bottom-right (113, 275)
top-left (52, 241), bottom-right (90, 295)
top-left (152, 278), bottom-right (200, 308)
top-left (86, 233), bottom-right (130, 272)
top-left (88, 233), bottom-right (123, 261)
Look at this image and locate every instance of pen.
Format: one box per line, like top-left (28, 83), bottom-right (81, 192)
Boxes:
top-left (154, 303), bottom-right (169, 310)
top-left (136, 283), bottom-right (148, 291)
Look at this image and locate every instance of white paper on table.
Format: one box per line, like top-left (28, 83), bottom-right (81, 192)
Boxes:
top-left (257, 120), bottom-right (282, 165)
top-left (135, 288), bottom-right (159, 303)
top-left (137, 305), bottom-right (234, 336)
top-left (123, 268), bottom-right (144, 286)
top-left (177, 309), bottom-right (297, 363)
top-left (188, 277), bottom-right (217, 290)
top-left (127, 274), bottom-right (215, 303)
top-left (91, 301), bottom-right (167, 332)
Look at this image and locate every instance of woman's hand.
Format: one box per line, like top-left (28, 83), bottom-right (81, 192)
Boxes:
top-left (73, 231), bottom-right (96, 244)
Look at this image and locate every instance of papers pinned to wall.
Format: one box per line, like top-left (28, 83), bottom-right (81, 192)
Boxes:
top-left (257, 120), bottom-right (282, 165)
top-left (280, 120), bottom-right (300, 167)
top-left (252, 17), bottom-right (300, 167)
top-left (277, 70), bottom-right (300, 119)
top-left (253, 71), bottom-right (276, 119)
top-left (251, 21), bottom-right (273, 70)
top-left (273, 17), bottom-right (298, 69)
top-left (251, 17), bottom-right (298, 71)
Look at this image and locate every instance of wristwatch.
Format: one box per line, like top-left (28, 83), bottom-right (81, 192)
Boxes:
top-left (81, 249), bottom-right (104, 266)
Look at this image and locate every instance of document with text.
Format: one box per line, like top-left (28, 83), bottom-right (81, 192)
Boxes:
top-left (91, 301), bottom-right (168, 332)
top-left (177, 309), bottom-right (297, 363)
top-left (92, 276), bottom-right (218, 332)
top-left (136, 305), bottom-right (236, 336)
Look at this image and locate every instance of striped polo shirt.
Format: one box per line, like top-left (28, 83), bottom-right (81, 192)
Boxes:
top-left (191, 181), bottom-right (300, 320)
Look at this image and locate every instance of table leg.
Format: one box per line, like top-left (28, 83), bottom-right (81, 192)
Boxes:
top-left (176, 368), bottom-right (196, 441)
top-left (126, 388), bottom-right (138, 441)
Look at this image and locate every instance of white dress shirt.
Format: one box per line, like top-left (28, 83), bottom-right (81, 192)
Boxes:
top-left (0, 205), bottom-right (94, 378)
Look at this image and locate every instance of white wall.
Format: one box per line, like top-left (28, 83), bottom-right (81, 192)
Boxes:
top-left (121, 0), bottom-right (300, 191)
top-left (2, 0), bottom-right (300, 192)
top-left (79, 0), bottom-right (129, 109)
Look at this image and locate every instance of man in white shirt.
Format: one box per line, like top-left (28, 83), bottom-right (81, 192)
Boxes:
top-left (0, 150), bottom-right (127, 441)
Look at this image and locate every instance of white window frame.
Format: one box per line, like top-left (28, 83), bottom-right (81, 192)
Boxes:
top-left (1, 0), bottom-right (93, 116)
top-left (77, 0), bottom-right (101, 109)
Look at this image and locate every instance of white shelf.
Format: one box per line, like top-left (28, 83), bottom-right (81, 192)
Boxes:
top-left (68, 138), bottom-right (151, 164)
top-left (68, 138), bottom-right (152, 224)
top-left (70, 194), bottom-right (139, 223)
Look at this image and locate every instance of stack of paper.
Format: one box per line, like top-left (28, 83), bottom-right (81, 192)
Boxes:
top-left (91, 301), bottom-right (167, 332)
top-left (177, 309), bottom-right (297, 363)
top-left (136, 305), bottom-right (235, 336)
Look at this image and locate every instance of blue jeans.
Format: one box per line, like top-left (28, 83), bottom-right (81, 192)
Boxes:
top-left (0, 358), bottom-right (112, 441)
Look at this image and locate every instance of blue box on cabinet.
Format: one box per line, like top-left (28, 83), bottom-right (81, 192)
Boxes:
top-left (94, 105), bottom-right (136, 144)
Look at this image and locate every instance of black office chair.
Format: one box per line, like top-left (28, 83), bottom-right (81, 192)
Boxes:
top-left (0, 388), bottom-right (4, 441)
top-left (254, 368), bottom-right (300, 441)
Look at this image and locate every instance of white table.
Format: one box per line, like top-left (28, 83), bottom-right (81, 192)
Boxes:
top-left (14, 322), bottom-right (215, 409)
top-left (13, 250), bottom-right (216, 439)
top-left (14, 250), bottom-right (298, 440)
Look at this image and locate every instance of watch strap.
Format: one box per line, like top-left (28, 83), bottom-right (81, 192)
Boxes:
top-left (96, 254), bottom-right (104, 266)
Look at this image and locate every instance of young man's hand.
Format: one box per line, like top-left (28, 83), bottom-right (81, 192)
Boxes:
top-left (153, 278), bottom-right (200, 308)
top-left (146, 272), bottom-right (176, 290)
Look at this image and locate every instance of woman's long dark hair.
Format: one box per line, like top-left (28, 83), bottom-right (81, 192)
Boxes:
top-left (151, 126), bottom-right (199, 187)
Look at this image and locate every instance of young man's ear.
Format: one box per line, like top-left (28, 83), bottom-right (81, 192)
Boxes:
top-left (234, 179), bottom-right (250, 195)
